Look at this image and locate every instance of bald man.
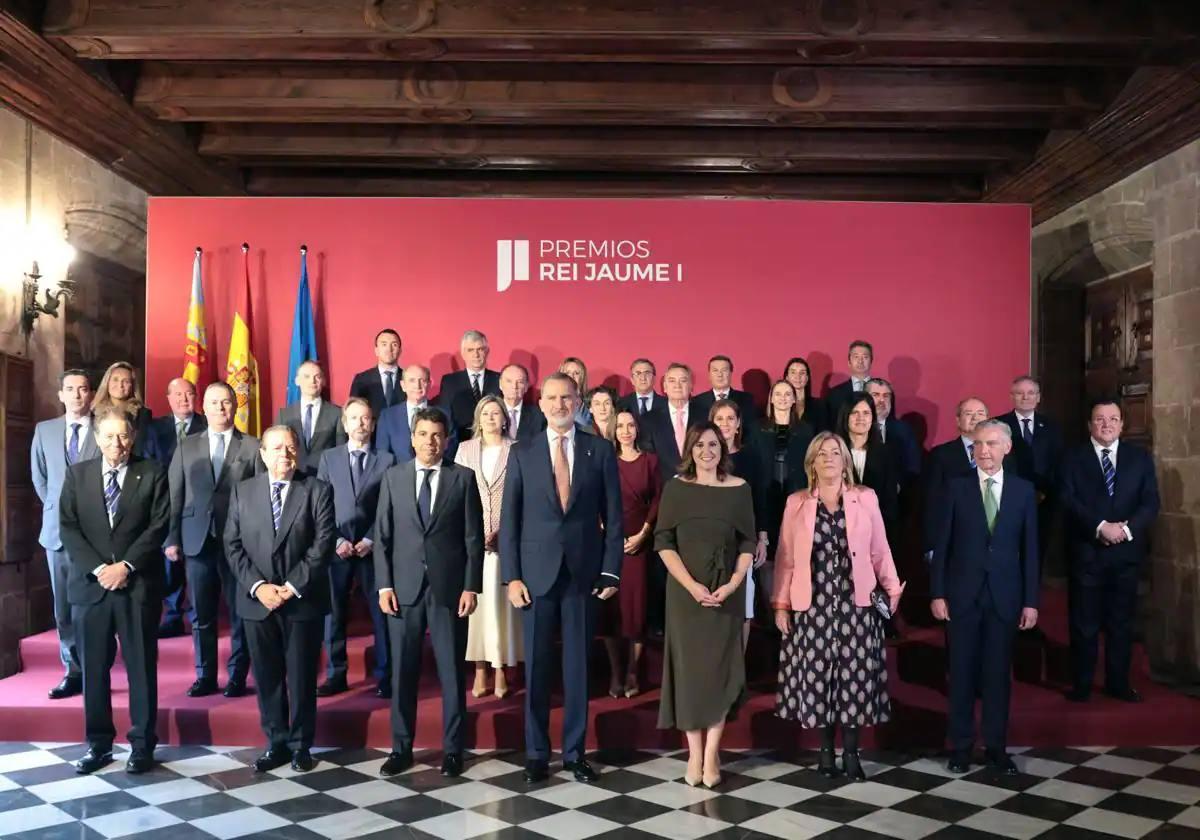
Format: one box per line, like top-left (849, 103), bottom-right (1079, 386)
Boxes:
top-left (376, 365), bottom-right (458, 463)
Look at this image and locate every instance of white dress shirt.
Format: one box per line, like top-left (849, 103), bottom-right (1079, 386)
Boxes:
top-left (406, 400), bottom-right (429, 429)
top-left (208, 428), bottom-right (234, 461)
top-left (505, 402), bottom-right (523, 439)
top-left (1091, 438), bottom-right (1133, 541)
top-left (851, 447), bottom-right (867, 480)
top-left (93, 459), bottom-right (134, 576)
top-left (961, 435), bottom-right (975, 461)
top-left (713, 389), bottom-right (730, 401)
top-left (414, 460), bottom-right (443, 512)
top-left (850, 376), bottom-right (870, 392)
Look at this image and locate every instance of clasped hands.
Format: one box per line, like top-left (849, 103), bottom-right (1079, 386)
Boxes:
top-left (335, 539), bottom-right (372, 559)
top-left (255, 583), bottom-right (295, 611)
top-left (96, 563), bottom-right (130, 591)
top-left (688, 577), bottom-right (741, 608)
top-left (1098, 521), bottom-right (1130, 545)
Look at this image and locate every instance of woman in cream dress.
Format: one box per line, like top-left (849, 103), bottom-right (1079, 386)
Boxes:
top-left (455, 395), bottom-right (523, 697)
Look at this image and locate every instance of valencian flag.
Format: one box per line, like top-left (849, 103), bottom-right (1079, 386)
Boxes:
top-left (226, 243), bottom-right (261, 436)
top-left (182, 247), bottom-right (209, 386)
top-left (285, 245), bottom-right (318, 405)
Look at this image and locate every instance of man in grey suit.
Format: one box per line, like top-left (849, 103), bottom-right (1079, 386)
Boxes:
top-left (165, 382), bottom-right (261, 698)
top-left (316, 397), bottom-right (396, 698)
top-left (31, 369), bottom-right (100, 700)
top-left (375, 408), bottom-right (483, 778)
top-left (277, 360), bottom-right (347, 477)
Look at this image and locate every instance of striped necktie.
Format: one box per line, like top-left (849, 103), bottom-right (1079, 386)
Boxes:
top-left (104, 468), bottom-right (120, 521)
top-left (967, 442), bottom-right (976, 469)
top-left (1101, 449), bottom-right (1115, 497)
top-left (271, 481), bottom-right (285, 530)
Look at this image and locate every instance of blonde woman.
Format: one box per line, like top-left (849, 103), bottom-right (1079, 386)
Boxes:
top-left (455, 395), bottom-right (522, 697)
top-left (586, 385), bottom-right (619, 441)
top-left (91, 361), bottom-right (152, 454)
top-left (773, 432), bottom-right (904, 781)
top-left (559, 357), bottom-right (591, 427)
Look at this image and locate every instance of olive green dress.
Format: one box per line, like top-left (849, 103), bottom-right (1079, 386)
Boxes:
top-left (654, 478), bottom-right (756, 731)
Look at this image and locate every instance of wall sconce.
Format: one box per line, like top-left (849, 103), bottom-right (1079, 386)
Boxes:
top-left (20, 260), bottom-right (76, 337)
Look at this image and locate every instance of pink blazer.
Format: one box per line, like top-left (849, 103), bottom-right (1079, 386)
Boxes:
top-left (770, 486), bottom-right (902, 612)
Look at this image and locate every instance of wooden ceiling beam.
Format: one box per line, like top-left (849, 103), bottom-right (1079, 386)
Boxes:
top-left (44, 0), bottom-right (1199, 65)
top-left (245, 169), bottom-right (981, 201)
top-left (0, 10), bottom-right (242, 196)
top-left (134, 62), bottom-right (1119, 130)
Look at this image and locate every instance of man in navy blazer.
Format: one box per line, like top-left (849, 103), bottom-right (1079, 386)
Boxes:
top-left (348, 328), bottom-right (403, 419)
top-left (826, 339), bottom-right (875, 419)
top-left (1059, 398), bottom-right (1160, 703)
top-left (689, 354), bottom-right (758, 423)
top-left (499, 363), bottom-right (546, 443)
top-left (923, 397), bottom-right (989, 556)
top-left (438, 329), bottom-right (501, 438)
top-left (316, 397), bottom-right (396, 699)
top-left (376, 365), bottom-right (458, 462)
top-left (932, 419), bottom-right (1038, 776)
top-left (144, 377), bottom-right (207, 638)
top-left (501, 372), bottom-right (623, 783)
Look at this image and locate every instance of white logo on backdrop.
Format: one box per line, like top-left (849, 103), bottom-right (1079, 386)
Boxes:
top-left (496, 239), bottom-right (684, 293)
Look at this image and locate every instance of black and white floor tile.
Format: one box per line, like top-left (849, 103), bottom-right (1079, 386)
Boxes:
top-left (0, 741), bottom-right (1198, 839)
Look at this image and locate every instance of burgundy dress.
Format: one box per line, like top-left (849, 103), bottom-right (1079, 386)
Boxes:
top-left (602, 452), bottom-right (662, 640)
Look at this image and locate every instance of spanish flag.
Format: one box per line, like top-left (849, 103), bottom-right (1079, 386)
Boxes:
top-left (182, 247), bottom-right (209, 386)
top-left (226, 243), bottom-right (260, 436)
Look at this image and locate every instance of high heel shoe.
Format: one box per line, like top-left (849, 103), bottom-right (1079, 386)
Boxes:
top-left (817, 747), bottom-right (841, 779)
top-left (471, 683), bottom-right (488, 698)
top-left (842, 750), bottom-right (867, 782)
top-left (494, 685), bottom-right (509, 700)
top-left (702, 772), bottom-right (722, 789)
top-left (623, 676), bottom-right (640, 698)
top-left (683, 772), bottom-right (701, 787)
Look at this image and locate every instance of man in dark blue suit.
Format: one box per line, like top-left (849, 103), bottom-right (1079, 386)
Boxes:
top-left (144, 378), bottom-right (207, 638)
top-left (315, 398), bottom-right (396, 699)
top-left (617, 358), bottom-right (668, 424)
top-left (1059, 398), bottom-right (1159, 703)
top-left (376, 365), bottom-right (457, 463)
top-left (931, 419), bottom-right (1038, 775)
top-left (997, 376), bottom-right (1064, 576)
top-left (499, 363), bottom-right (546, 443)
top-left (501, 372), bottom-right (623, 783)
top-left (923, 397), bottom-right (989, 558)
top-left (348, 328), bottom-right (402, 420)
top-left (438, 329), bottom-right (501, 439)
top-left (689, 355), bottom-right (758, 423)
top-left (826, 339), bottom-right (875, 419)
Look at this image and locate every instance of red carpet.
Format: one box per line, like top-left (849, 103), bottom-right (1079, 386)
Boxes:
top-left (2, 589), bottom-right (1196, 749)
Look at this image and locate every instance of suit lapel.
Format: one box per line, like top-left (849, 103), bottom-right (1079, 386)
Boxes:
top-left (566, 434), bottom-right (589, 513)
top-left (219, 431), bottom-right (244, 484)
top-left (80, 421), bottom-right (101, 461)
top-left (272, 475), bottom-right (306, 549)
top-left (396, 460), bottom-right (423, 532)
top-left (534, 434), bottom-right (560, 513)
top-left (425, 465), bottom-right (451, 532)
top-left (329, 446), bottom-right (353, 497)
top-left (110, 459), bottom-right (144, 530)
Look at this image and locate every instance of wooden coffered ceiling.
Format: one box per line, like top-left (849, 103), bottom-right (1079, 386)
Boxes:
top-left (2, 1), bottom-right (1200, 221)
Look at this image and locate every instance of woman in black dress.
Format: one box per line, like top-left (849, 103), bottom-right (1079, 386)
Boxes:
top-left (784, 356), bottom-right (830, 433)
top-left (835, 393), bottom-right (901, 539)
top-left (756, 381), bottom-right (815, 590)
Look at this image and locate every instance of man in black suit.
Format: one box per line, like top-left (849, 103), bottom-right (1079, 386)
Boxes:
top-left (931, 419), bottom-right (1038, 775)
top-left (997, 376), bottom-right (1064, 575)
top-left (1059, 398), bottom-right (1160, 704)
top-left (499, 363), bottom-right (545, 443)
top-left (316, 397), bottom-right (396, 699)
top-left (618, 358), bottom-right (667, 420)
top-left (278, 360), bottom-right (347, 477)
top-left (924, 397), bottom-right (989, 557)
top-left (348, 328), bottom-right (402, 419)
top-left (375, 408), bottom-right (483, 778)
top-left (439, 329), bottom-right (502, 438)
top-left (642, 362), bottom-right (702, 482)
top-left (59, 408), bottom-right (170, 775)
top-left (501, 373), bottom-right (623, 784)
top-left (145, 378), bottom-right (207, 639)
top-left (689, 355), bottom-right (757, 423)
top-left (826, 339), bottom-right (875, 419)
top-left (224, 425), bottom-right (336, 773)
top-left (866, 377), bottom-right (920, 483)
top-left (166, 382), bottom-right (261, 698)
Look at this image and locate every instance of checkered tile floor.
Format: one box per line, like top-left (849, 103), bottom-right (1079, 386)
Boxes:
top-left (0, 742), bottom-right (1198, 840)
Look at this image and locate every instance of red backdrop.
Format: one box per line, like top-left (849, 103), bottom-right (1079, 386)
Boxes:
top-left (145, 197), bottom-right (1030, 445)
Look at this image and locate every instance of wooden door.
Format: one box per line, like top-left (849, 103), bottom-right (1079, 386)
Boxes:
top-left (0, 354), bottom-right (36, 565)
top-left (1084, 266), bottom-right (1153, 448)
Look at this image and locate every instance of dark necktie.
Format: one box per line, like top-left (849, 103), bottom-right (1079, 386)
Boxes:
top-left (303, 403), bottom-right (314, 445)
top-left (350, 450), bottom-right (365, 494)
top-left (639, 396), bottom-right (648, 415)
top-left (967, 442), bottom-right (976, 469)
top-left (211, 433), bottom-right (225, 479)
top-left (471, 373), bottom-right (482, 403)
top-left (1101, 449), bottom-right (1115, 497)
top-left (67, 423), bottom-right (81, 465)
top-left (418, 468), bottom-right (434, 527)
top-left (383, 370), bottom-right (395, 407)
top-left (176, 419), bottom-right (187, 445)
top-left (104, 468), bottom-right (120, 520)
top-left (1022, 417), bottom-right (1033, 445)
top-left (271, 481), bottom-right (285, 530)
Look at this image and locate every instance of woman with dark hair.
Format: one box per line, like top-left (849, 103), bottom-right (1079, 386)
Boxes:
top-left (586, 385), bottom-right (619, 442)
top-left (835, 393), bottom-right (901, 539)
top-left (656, 423), bottom-right (755, 788)
top-left (91, 361), bottom-right (152, 454)
top-left (784, 356), bottom-right (830, 432)
top-left (600, 409), bottom-right (661, 698)
top-left (757, 380), bottom-right (815, 571)
top-left (709, 399), bottom-right (767, 648)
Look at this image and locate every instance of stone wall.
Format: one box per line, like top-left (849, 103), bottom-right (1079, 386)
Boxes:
top-left (1033, 140), bottom-right (1200, 685)
top-left (0, 105), bottom-right (146, 678)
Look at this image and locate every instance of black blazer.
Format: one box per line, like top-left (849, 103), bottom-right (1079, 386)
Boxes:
top-left (752, 420), bottom-right (815, 493)
top-left (349, 367), bottom-right (401, 419)
top-left (317, 444), bottom-right (396, 544)
top-left (438, 369), bottom-right (501, 435)
top-left (690, 388), bottom-right (758, 424)
top-left (167, 429), bottom-right (261, 556)
top-left (799, 397), bottom-right (831, 433)
top-left (855, 441), bottom-right (901, 531)
top-left (931, 472), bottom-right (1039, 621)
top-left (59, 456), bottom-right (170, 605)
top-left (277, 401), bottom-right (347, 477)
top-left (508, 402), bottom-right (547, 443)
top-left (825, 380), bottom-right (860, 419)
top-left (1059, 441), bottom-right (1160, 565)
top-left (373, 460), bottom-right (484, 607)
top-left (641, 404), bottom-right (705, 482)
top-left (997, 411), bottom-right (1064, 496)
top-left (924, 437), bottom-right (977, 552)
top-left (143, 413), bottom-right (207, 466)
top-left (223, 473), bottom-right (337, 621)
top-left (618, 391), bottom-right (668, 419)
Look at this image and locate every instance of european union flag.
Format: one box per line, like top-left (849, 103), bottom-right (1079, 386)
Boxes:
top-left (285, 246), bottom-right (318, 405)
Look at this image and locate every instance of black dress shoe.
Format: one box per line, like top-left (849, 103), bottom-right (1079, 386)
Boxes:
top-left (48, 675), bottom-right (82, 700)
top-left (380, 751), bottom-right (413, 777)
top-left (563, 759), bottom-right (600, 782)
top-left (524, 759), bottom-right (550, 783)
top-left (74, 748), bottom-right (113, 774)
top-left (157, 622), bottom-right (186, 639)
top-left (223, 679), bottom-right (247, 698)
top-left (187, 679), bottom-right (218, 698)
top-left (441, 753), bottom-right (463, 777)
top-left (841, 751), bottom-right (867, 782)
top-left (375, 679), bottom-right (392, 699)
top-left (1064, 687), bottom-right (1091, 703)
top-left (947, 752), bottom-right (971, 774)
top-left (816, 747), bottom-right (841, 779)
top-left (316, 679), bottom-right (347, 698)
top-left (253, 747), bottom-right (293, 773)
top-left (984, 749), bottom-right (1019, 775)
top-left (126, 750), bottom-right (153, 774)
top-left (1105, 686), bottom-right (1143, 703)
top-left (291, 750), bottom-right (314, 772)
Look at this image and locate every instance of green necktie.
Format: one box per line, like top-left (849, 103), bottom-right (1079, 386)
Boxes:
top-left (176, 420), bottom-right (187, 443)
top-left (983, 477), bottom-right (998, 534)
